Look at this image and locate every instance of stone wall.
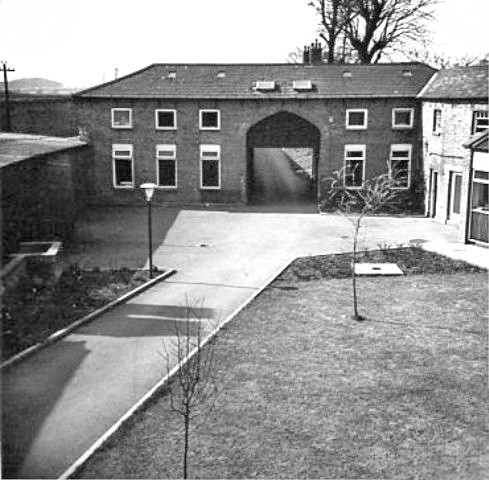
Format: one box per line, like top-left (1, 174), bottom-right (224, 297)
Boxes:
top-left (1, 146), bottom-right (92, 257)
top-left (0, 96), bottom-right (77, 136)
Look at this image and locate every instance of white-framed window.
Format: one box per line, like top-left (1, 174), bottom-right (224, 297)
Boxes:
top-left (111, 108), bottom-right (132, 129)
top-left (156, 144), bottom-right (177, 188)
top-left (346, 109), bottom-right (368, 130)
top-left (389, 144), bottom-right (412, 189)
top-left (155, 109), bottom-right (177, 130)
top-left (344, 145), bottom-right (366, 188)
top-left (112, 144), bottom-right (134, 188)
top-left (392, 108), bottom-right (414, 129)
top-left (433, 108), bottom-right (442, 134)
top-left (200, 144), bottom-right (221, 189)
top-left (473, 111), bottom-right (489, 134)
top-left (199, 109), bottom-right (220, 130)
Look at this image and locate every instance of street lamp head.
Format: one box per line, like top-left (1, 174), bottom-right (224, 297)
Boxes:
top-left (140, 182), bottom-right (157, 202)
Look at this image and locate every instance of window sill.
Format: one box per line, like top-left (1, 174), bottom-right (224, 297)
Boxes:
top-left (199, 127), bottom-right (221, 131)
top-left (156, 186), bottom-right (178, 190)
top-left (112, 126), bottom-right (133, 130)
top-left (200, 186), bottom-right (221, 190)
top-left (392, 126), bottom-right (413, 130)
top-left (155, 127), bottom-right (177, 131)
top-left (345, 126), bottom-right (367, 131)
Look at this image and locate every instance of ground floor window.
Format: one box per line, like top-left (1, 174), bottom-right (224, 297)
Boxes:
top-left (156, 144), bottom-right (177, 188)
top-left (343, 145), bottom-right (365, 188)
top-left (112, 144), bottom-right (134, 188)
top-left (200, 145), bottom-right (221, 189)
top-left (448, 171), bottom-right (463, 217)
top-left (389, 144), bottom-right (411, 189)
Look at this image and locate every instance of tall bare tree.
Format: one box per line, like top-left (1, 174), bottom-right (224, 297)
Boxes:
top-left (345, 0), bottom-right (438, 63)
top-left (308, 0), bottom-right (438, 64)
top-left (308, 0), bottom-right (354, 63)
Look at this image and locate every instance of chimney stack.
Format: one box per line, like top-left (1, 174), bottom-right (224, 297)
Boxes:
top-left (309, 39), bottom-right (323, 65)
top-left (302, 46), bottom-right (310, 65)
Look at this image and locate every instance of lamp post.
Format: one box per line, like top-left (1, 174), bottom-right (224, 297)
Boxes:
top-left (140, 183), bottom-right (157, 278)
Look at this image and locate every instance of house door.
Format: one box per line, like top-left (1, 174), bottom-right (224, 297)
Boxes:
top-left (429, 170), bottom-right (438, 218)
top-left (448, 172), bottom-right (463, 220)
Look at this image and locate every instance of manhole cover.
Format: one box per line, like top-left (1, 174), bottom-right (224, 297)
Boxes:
top-left (354, 263), bottom-right (404, 276)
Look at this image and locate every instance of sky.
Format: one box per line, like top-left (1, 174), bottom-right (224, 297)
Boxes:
top-left (1, 0), bottom-right (488, 89)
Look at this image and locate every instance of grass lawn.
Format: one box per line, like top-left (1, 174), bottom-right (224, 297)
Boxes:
top-left (2, 267), bottom-right (149, 360)
top-left (75, 249), bottom-right (488, 479)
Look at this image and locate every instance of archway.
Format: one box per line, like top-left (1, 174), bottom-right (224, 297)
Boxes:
top-left (246, 111), bottom-right (320, 205)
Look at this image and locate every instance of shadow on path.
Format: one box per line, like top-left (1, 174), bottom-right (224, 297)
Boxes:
top-left (2, 340), bottom-right (90, 478)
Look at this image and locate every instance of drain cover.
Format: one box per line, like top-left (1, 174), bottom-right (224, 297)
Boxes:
top-left (354, 263), bottom-right (404, 276)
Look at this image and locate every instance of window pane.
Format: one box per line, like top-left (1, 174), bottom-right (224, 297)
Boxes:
top-left (453, 175), bottom-right (462, 214)
top-left (201, 150), bottom-right (219, 158)
top-left (394, 110), bottom-right (412, 126)
top-left (157, 149), bottom-right (175, 158)
top-left (158, 159), bottom-right (176, 187)
top-left (157, 111), bottom-right (175, 128)
top-left (391, 149), bottom-right (410, 159)
top-left (348, 111), bottom-right (365, 126)
top-left (391, 159), bottom-right (409, 187)
top-left (114, 149), bottom-right (132, 157)
top-left (202, 159), bottom-right (219, 187)
top-left (201, 111), bottom-right (219, 128)
top-left (433, 110), bottom-right (441, 132)
top-left (345, 149), bottom-right (364, 159)
top-left (345, 159), bottom-right (363, 187)
top-left (474, 111), bottom-right (489, 133)
top-left (113, 110), bottom-right (130, 126)
top-left (472, 182), bottom-right (489, 209)
top-left (474, 170), bottom-right (489, 180)
top-left (115, 159), bottom-right (132, 185)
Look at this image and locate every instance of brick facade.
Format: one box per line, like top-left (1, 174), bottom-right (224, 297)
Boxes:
top-left (422, 101), bottom-right (488, 241)
top-left (75, 96), bottom-right (424, 207)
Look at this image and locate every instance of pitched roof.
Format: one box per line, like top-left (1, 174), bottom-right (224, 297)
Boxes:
top-left (418, 66), bottom-right (488, 100)
top-left (463, 130), bottom-right (488, 151)
top-left (74, 63), bottom-right (435, 100)
top-left (0, 133), bottom-right (87, 168)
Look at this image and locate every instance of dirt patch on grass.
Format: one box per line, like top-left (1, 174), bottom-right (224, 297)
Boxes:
top-left (2, 266), bottom-right (148, 360)
top-left (75, 261), bottom-right (488, 478)
top-left (278, 247), bottom-right (485, 282)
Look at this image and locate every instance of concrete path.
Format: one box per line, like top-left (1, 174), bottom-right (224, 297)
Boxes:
top-left (2, 209), bottom-right (469, 478)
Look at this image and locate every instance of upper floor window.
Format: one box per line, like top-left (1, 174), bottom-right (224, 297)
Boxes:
top-left (111, 108), bottom-right (132, 129)
top-left (389, 144), bottom-right (412, 189)
top-left (432, 109), bottom-right (442, 134)
top-left (392, 108), bottom-right (414, 129)
top-left (200, 144), bottom-right (221, 189)
top-left (155, 109), bottom-right (177, 130)
top-left (473, 111), bottom-right (489, 134)
top-left (344, 145), bottom-right (366, 188)
top-left (156, 144), bottom-right (177, 188)
top-left (112, 144), bottom-right (134, 188)
top-left (346, 109), bottom-right (368, 130)
top-left (199, 109), bottom-right (220, 130)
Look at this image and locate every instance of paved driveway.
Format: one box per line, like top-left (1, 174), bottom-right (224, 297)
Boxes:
top-left (3, 208), bottom-right (459, 478)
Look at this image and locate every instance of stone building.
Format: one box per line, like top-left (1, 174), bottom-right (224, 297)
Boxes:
top-left (73, 55), bottom-right (434, 208)
top-left (418, 66), bottom-right (488, 243)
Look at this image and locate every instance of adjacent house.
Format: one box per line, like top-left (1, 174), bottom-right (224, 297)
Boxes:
top-left (418, 66), bottom-right (488, 244)
top-left (73, 48), bottom-right (434, 208)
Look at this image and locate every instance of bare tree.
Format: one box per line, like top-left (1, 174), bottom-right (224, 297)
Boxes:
top-left (345, 0), bottom-right (438, 63)
top-left (162, 302), bottom-right (219, 479)
top-left (327, 168), bottom-right (400, 320)
top-left (308, 0), bottom-right (354, 63)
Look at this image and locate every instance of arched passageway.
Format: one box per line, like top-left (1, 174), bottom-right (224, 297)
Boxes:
top-left (246, 111), bottom-right (320, 205)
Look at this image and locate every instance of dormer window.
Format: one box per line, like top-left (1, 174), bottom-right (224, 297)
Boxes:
top-left (293, 80), bottom-right (313, 91)
top-left (255, 81), bottom-right (275, 91)
top-left (217, 71), bottom-right (226, 79)
top-left (402, 70), bottom-right (413, 77)
top-left (167, 71), bottom-right (177, 79)
top-left (343, 71), bottom-right (352, 78)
